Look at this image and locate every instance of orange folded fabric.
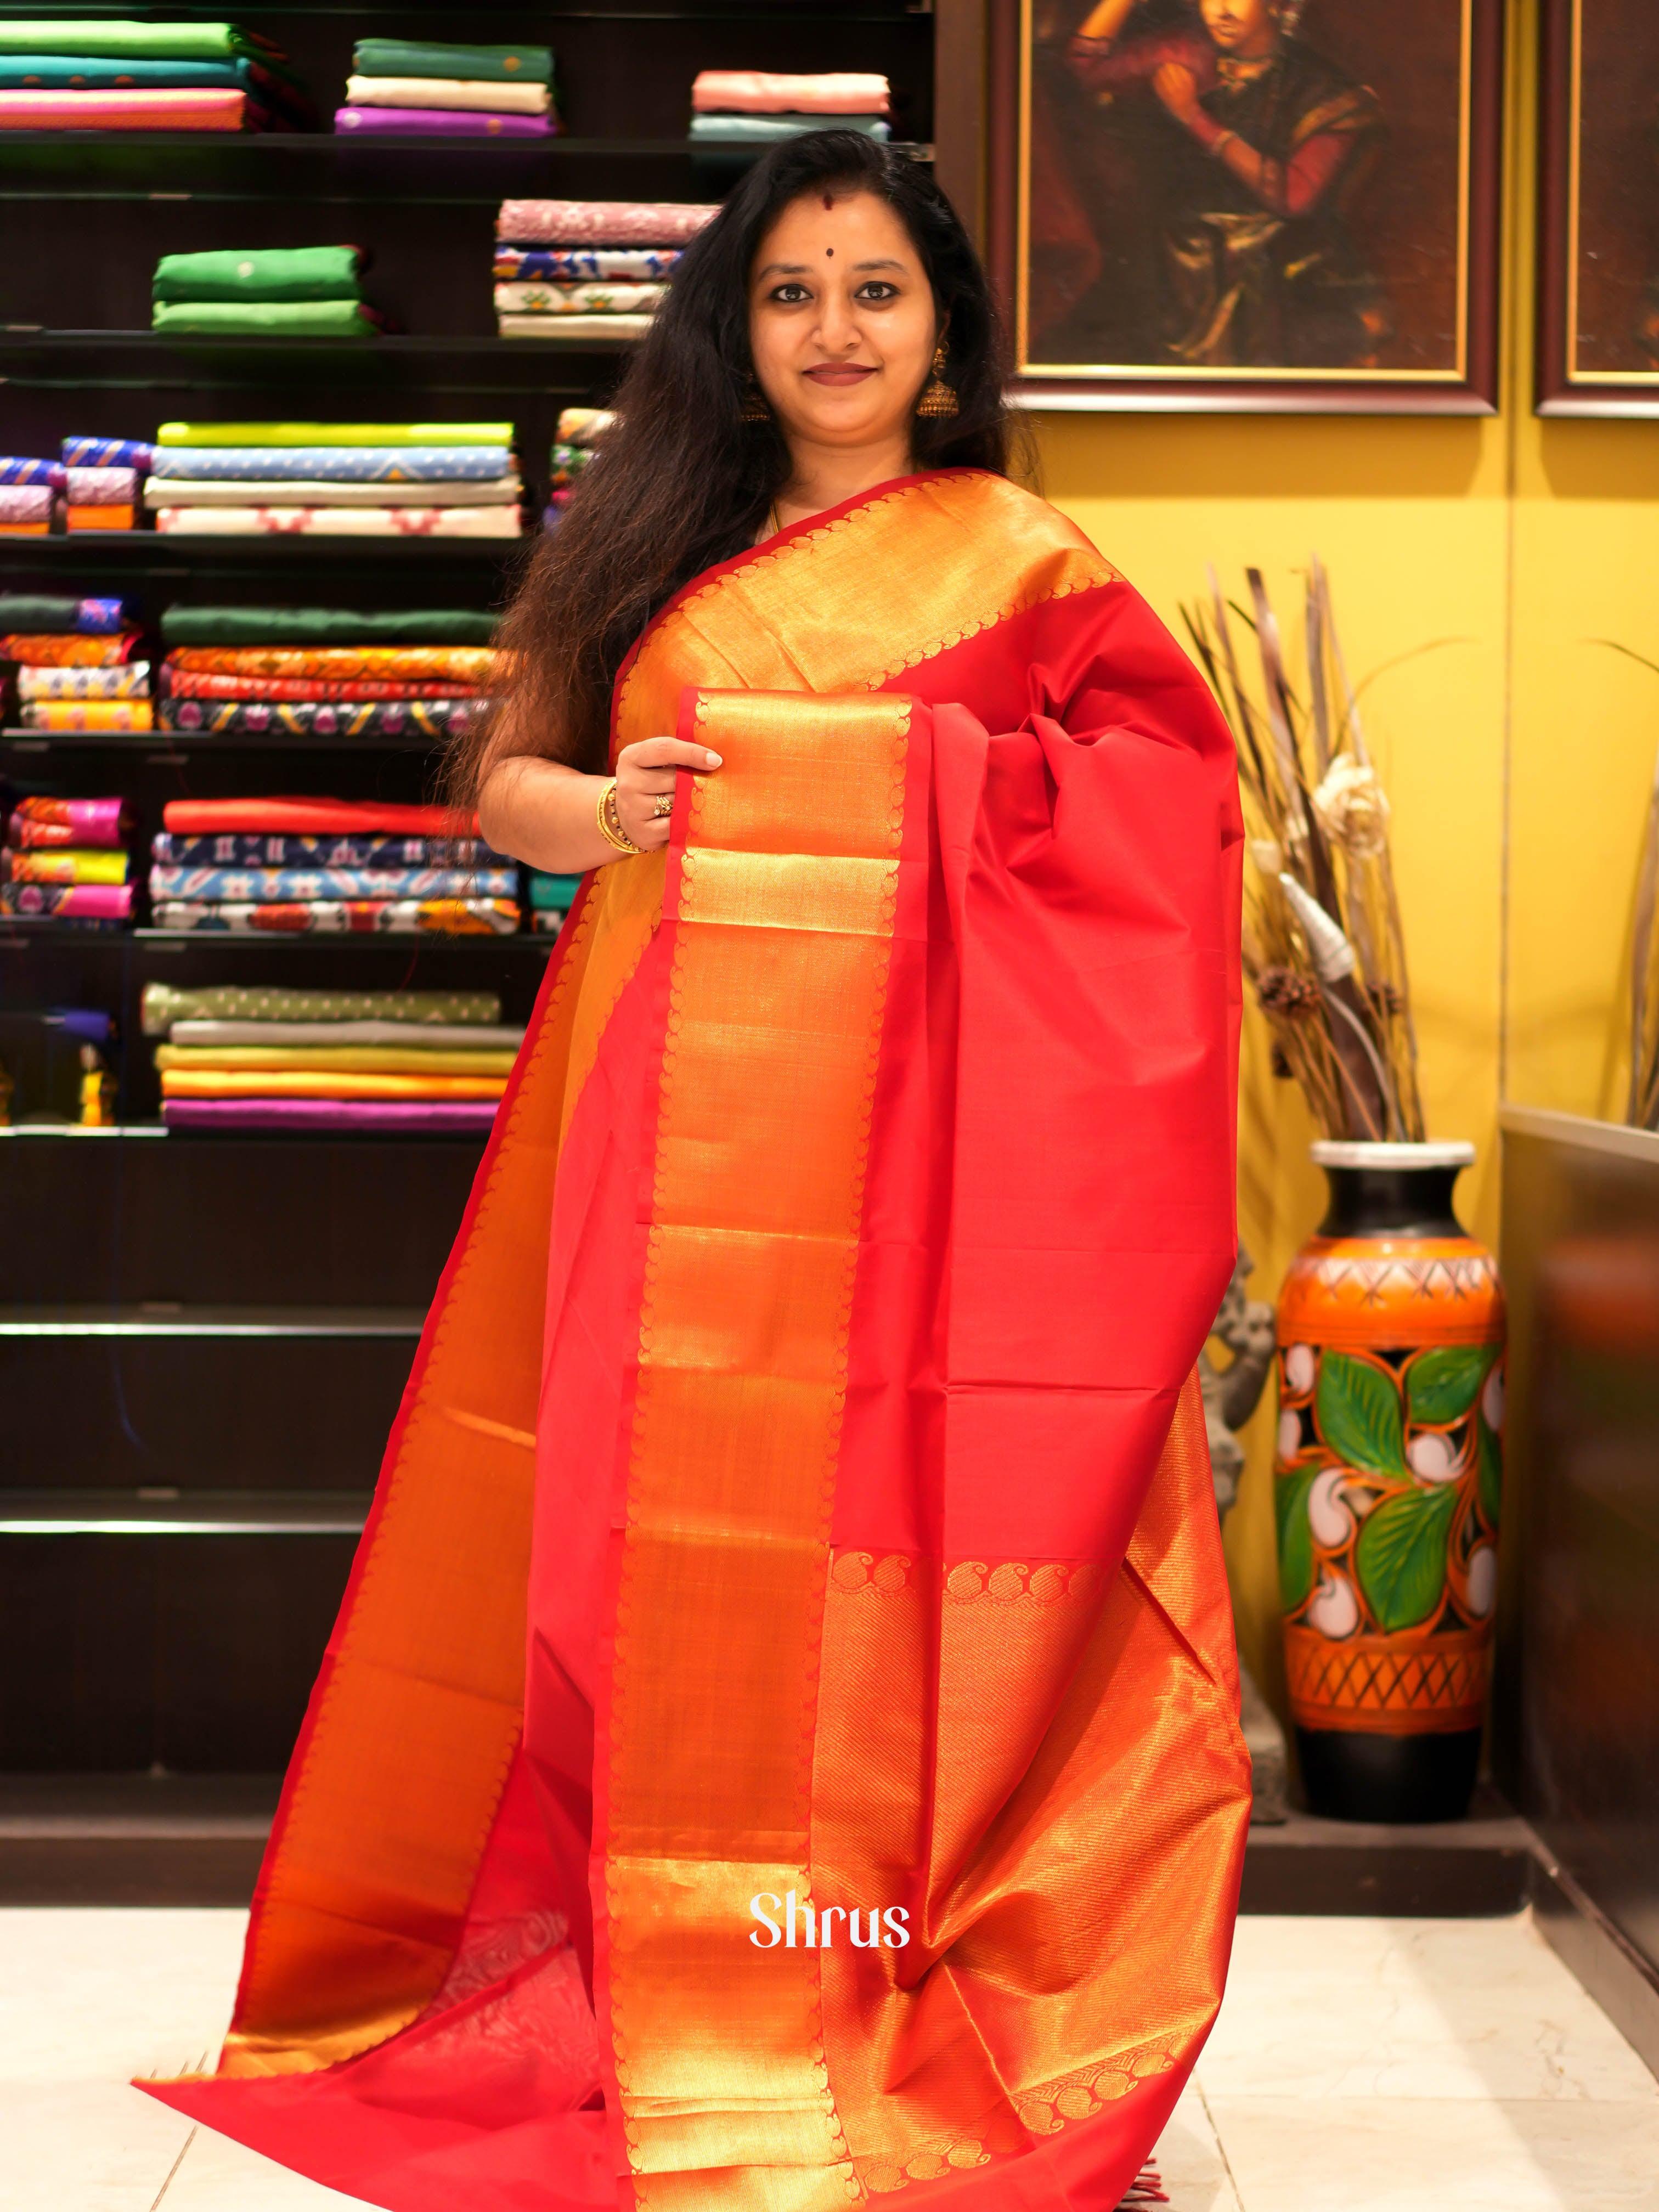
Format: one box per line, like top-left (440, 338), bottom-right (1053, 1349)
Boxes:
top-left (166, 645), bottom-right (497, 682)
top-left (0, 632), bottom-right (141, 667)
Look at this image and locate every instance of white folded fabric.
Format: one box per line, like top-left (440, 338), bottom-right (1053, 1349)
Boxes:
top-left (498, 313), bottom-right (654, 341)
top-left (344, 75), bottom-right (550, 114)
top-left (153, 505), bottom-right (523, 538)
top-left (17, 661), bottom-right (151, 700)
top-left (145, 476), bottom-right (522, 509)
top-left (494, 281), bottom-right (665, 315)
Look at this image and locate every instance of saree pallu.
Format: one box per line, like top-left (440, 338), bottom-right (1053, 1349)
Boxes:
top-left (167, 645), bottom-right (495, 682)
top-left (143, 469), bottom-right (1247, 2212)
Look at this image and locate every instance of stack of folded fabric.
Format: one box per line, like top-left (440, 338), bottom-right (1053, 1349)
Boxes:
top-left (146, 420), bottom-right (523, 538)
top-left (63, 436), bottom-right (155, 531)
top-left (149, 797), bottom-right (520, 935)
top-left (0, 455), bottom-right (62, 535)
top-left (545, 407), bottom-right (613, 526)
top-left (153, 246), bottom-right (385, 340)
top-left (156, 603), bottom-right (496, 740)
top-left (143, 981), bottom-right (521, 1135)
top-left (494, 201), bottom-right (716, 341)
top-left (0, 19), bottom-right (313, 132)
top-left (337, 37), bottom-right (557, 140)
top-left (1, 797), bottom-right (134, 928)
top-left (689, 71), bottom-right (891, 146)
top-left (526, 870), bottom-right (583, 935)
top-left (1, 608), bottom-right (150, 731)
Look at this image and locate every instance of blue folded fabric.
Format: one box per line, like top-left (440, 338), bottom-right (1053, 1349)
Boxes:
top-left (150, 865), bottom-right (518, 902)
top-left (149, 445), bottom-right (514, 483)
top-left (62, 437), bottom-right (156, 470)
top-left (0, 456), bottom-right (65, 487)
top-left (689, 114), bottom-right (890, 143)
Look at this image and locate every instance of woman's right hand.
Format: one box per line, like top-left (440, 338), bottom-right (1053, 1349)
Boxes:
top-left (612, 735), bottom-right (723, 850)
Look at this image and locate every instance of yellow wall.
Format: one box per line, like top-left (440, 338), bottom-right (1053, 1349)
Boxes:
top-left (1029, 0), bottom-right (1659, 1718)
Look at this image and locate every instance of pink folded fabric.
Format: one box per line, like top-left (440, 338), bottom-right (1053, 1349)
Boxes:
top-left (163, 1098), bottom-right (500, 1133)
top-left (496, 199), bottom-right (720, 247)
top-left (0, 485), bottom-right (53, 525)
top-left (0, 87), bottom-right (250, 131)
top-left (690, 71), bottom-right (891, 115)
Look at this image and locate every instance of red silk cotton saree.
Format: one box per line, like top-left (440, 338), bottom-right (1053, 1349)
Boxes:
top-left (143, 469), bottom-right (1250, 2211)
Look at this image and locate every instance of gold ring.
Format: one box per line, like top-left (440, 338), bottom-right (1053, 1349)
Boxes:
top-left (652, 793), bottom-right (674, 818)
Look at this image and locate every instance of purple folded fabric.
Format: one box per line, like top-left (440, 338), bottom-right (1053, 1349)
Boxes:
top-left (62, 438), bottom-right (156, 471)
top-left (0, 458), bottom-right (65, 489)
top-left (162, 1097), bottom-right (501, 1132)
top-left (333, 104), bottom-right (555, 139)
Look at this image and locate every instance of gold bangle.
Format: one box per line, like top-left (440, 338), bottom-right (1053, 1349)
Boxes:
top-left (596, 776), bottom-right (641, 855)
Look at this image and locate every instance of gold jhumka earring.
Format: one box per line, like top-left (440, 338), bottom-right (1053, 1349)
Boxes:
top-left (739, 375), bottom-right (770, 422)
top-left (916, 342), bottom-right (958, 420)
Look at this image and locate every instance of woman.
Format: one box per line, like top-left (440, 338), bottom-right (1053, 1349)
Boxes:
top-left (1044, 0), bottom-right (1388, 367)
top-left (144, 132), bottom-right (1249, 2212)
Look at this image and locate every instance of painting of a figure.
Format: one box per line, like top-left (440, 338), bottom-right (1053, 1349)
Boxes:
top-left (1540, 0), bottom-right (1659, 406)
top-left (1008, 0), bottom-right (1496, 401)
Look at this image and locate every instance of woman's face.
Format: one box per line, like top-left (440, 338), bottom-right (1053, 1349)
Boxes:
top-left (748, 188), bottom-right (938, 454)
top-left (1200, 0), bottom-right (1280, 55)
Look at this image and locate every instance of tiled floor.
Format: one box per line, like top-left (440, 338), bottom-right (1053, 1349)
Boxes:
top-left (3, 1908), bottom-right (1656, 2210)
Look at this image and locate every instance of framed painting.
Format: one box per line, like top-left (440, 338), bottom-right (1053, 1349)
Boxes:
top-left (986, 0), bottom-right (1504, 411)
top-left (1538, 0), bottom-right (1659, 414)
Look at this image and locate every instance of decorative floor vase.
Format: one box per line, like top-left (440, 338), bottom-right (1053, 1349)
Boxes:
top-left (1274, 1141), bottom-right (1505, 1822)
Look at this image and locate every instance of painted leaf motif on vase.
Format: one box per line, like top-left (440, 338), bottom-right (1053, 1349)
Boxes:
top-left (1315, 1349), bottom-right (1406, 1477)
top-left (1404, 1342), bottom-right (1493, 1426)
top-left (1275, 1468), bottom-right (1317, 1611)
top-left (1355, 1481), bottom-right (1458, 1633)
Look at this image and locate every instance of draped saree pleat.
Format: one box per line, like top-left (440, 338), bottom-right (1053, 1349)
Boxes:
top-left (142, 469), bottom-right (1250, 2212)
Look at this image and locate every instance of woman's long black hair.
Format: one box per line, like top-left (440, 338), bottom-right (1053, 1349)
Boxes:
top-left (456, 131), bottom-right (1013, 791)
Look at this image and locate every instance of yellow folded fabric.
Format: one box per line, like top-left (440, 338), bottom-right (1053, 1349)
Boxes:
top-left (160, 1070), bottom-right (510, 1100)
top-left (155, 1044), bottom-right (517, 1075)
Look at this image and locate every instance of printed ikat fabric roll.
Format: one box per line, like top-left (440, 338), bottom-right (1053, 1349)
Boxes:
top-left (494, 281), bottom-right (665, 314)
top-left (0, 458), bottom-right (66, 487)
top-left (19, 700), bottom-right (154, 731)
top-left (0, 881), bottom-right (131, 921)
top-left (150, 865), bottom-right (516, 901)
top-left (151, 897), bottom-right (520, 935)
top-left (153, 506), bottom-right (521, 538)
top-left (496, 199), bottom-right (718, 246)
top-left (162, 672), bottom-right (481, 703)
top-left (154, 833), bottom-right (490, 868)
top-left (17, 661), bottom-right (150, 698)
top-left (0, 486), bottom-right (53, 526)
top-left (157, 698), bottom-right (491, 740)
top-left (2, 847), bottom-right (130, 885)
top-left (166, 645), bottom-right (494, 681)
top-left (61, 439), bottom-right (154, 471)
top-left (495, 248), bottom-right (679, 281)
top-left (1, 631), bottom-right (141, 665)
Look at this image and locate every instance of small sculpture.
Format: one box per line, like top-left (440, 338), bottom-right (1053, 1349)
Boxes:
top-left (1200, 1246), bottom-right (1289, 1822)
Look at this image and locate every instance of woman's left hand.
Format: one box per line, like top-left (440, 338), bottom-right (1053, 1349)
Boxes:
top-left (1151, 61), bottom-right (1201, 121)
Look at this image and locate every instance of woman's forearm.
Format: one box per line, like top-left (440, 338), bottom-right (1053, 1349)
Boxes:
top-left (478, 754), bottom-right (619, 873)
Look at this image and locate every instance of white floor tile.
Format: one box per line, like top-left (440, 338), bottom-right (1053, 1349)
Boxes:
top-left (0, 1908), bottom-right (245, 2081)
top-left (159, 2123), bottom-right (375, 2209)
top-left (1201, 1913), bottom-right (1658, 2104)
top-left (1152, 2084), bottom-right (1243, 2212)
top-left (0, 2080), bottom-right (194, 2212)
top-left (1204, 2095), bottom-right (1659, 2212)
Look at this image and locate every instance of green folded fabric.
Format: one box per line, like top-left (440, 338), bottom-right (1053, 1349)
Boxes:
top-left (157, 420), bottom-right (513, 447)
top-left (690, 114), bottom-right (891, 143)
top-left (529, 872), bottom-right (583, 910)
top-left (153, 299), bottom-right (378, 339)
top-left (153, 247), bottom-right (363, 306)
top-left (352, 38), bottom-right (552, 85)
top-left (161, 606), bottom-right (498, 646)
top-left (0, 595), bottom-right (84, 630)
top-left (0, 21), bottom-right (274, 64)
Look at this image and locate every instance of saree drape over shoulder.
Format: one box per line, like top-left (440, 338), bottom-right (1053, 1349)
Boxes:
top-left (143, 469), bottom-right (1250, 2212)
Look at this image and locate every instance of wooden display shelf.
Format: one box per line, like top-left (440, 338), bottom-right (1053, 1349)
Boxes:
top-left (0, 924), bottom-right (549, 954)
top-left (1, 725), bottom-right (459, 753)
top-left (0, 1306), bottom-right (422, 1338)
top-left (0, 1489), bottom-right (372, 1534)
top-left (0, 534), bottom-right (528, 569)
